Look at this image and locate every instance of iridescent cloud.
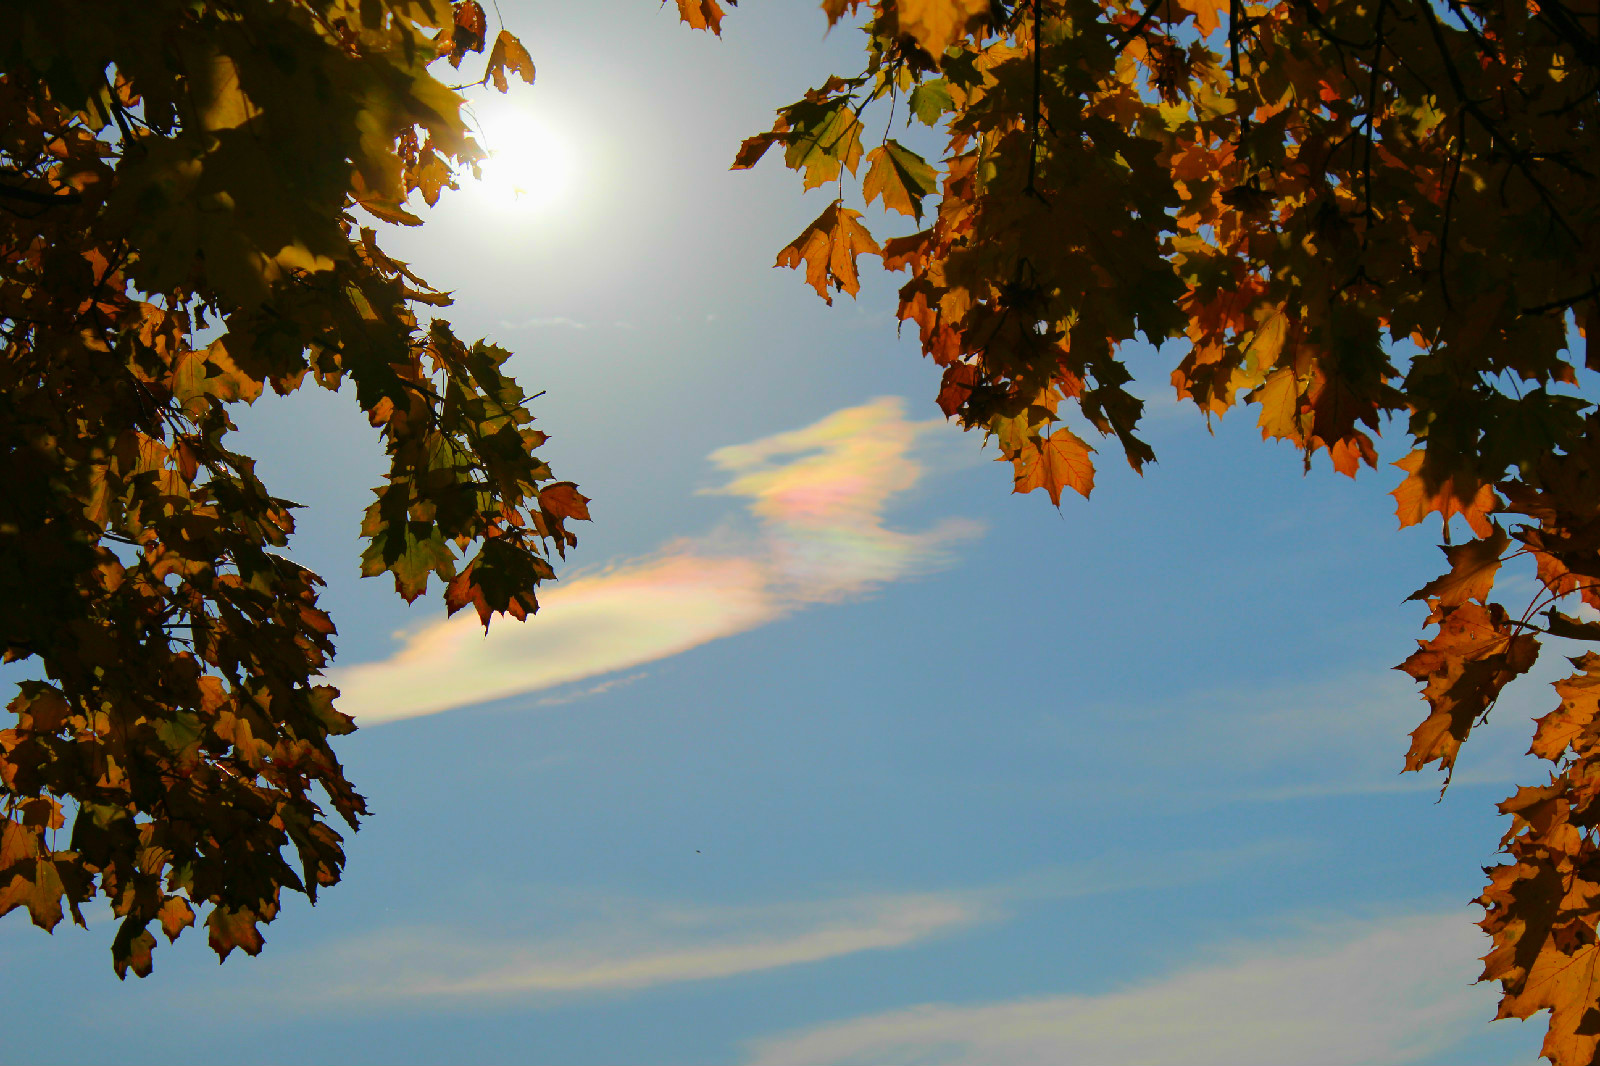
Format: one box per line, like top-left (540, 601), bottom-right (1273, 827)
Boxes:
top-left (332, 397), bottom-right (979, 723)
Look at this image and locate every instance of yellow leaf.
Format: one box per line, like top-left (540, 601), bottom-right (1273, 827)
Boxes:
top-left (1254, 366), bottom-right (1307, 444)
top-left (485, 31), bottom-right (536, 93)
top-left (894, 0), bottom-right (990, 57)
top-left (863, 140), bottom-right (938, 221)
top-left (775, 203), bottom-right (881, 304)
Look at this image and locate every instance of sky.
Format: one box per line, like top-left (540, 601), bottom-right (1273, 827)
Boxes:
top-left (0, 3), bottom-right (1570, 1063)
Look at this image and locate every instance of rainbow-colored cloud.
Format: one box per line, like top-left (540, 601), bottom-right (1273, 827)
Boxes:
top-left (332, 397), bottom-right (979, 724)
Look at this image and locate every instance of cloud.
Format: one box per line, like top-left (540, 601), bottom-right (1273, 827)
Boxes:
top-left (744, 911), bottom-right (1517, 1066)
top-left (247, 847), bottom-right (1277, 1012)
top-left (277, 890), bottom-right (991, 1006)
top-left (331, 397), bottom-right (979, 724)
top-left (496, 314), bottom-right (589, 329)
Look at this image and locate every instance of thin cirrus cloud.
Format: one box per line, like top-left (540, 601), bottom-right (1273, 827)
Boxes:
top-left (270, 890), bottom-right (991, 1006)
top-left (260, 849), bottom-right (1253, 1007)
top-left (743, 910), bottom-right (1521, 1066)
top-left (330, 397), bottom-right (980, 724)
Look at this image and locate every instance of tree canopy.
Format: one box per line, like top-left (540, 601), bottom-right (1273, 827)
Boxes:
top-left (6, 0), bottom-right (1600, 1060)
top-left (0, 0), bottom-right (582, 979)
top-left (712, 0), bottom-right (1600, 1061)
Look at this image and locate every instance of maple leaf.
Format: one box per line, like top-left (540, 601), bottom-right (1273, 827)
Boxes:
top-left (447, 1), bottom-right (487, 67)
top-left (1253, 366), bottom-right (1309, 445)
top-left (206, 906), bottom-right (264, 962)
top-left (863, 140), bottom-right (938, 221)
top-left (157, 896), bottom-right (195, 942)
top-left (1408, 525), bottom-right (1511, 609)
top-left (1392, 451), bottom-right (1498, 537)
top-left (485, 31), bottom-right (536, 93)
top-left (674, 0), bottom-right (733, 35)
top-left (539, 481), bottom-right (592, 522)
top-left (1012, 426), bottom-right (1096, 505)
top-left (1171, 0), bottom-right (1225, 36)
top-left (776, 202), bottom-right (881, 305)
top-left (892, 0), bottom-right (991, 58)
top-left (822, 0), bottom-right (865, 24)
top-left (1400, 602), bottom-right (1540, 773)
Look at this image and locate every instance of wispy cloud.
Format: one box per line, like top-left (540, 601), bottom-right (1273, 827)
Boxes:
top-left (331, 397), bottom-right (979, 724)
top-left (275, 890), bottom-right (991, 1007)
top-left (744, 911), bottom-right (1520, 1066)
top-left (496, 314), bottom-right (590, 330)
top-left (255, 848), bottom-right (1265, 1009)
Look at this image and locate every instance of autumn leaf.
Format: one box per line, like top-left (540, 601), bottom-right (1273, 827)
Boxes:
top-left (822, 0), bottom-right (865, 24)
top-left (863, 140), bottom-right (938, 221)
top-left (892, 0), bottom-right (990, 58)
top-left (206, 906), bottom-right (264, 962)
top-left (538, 481), bottom-right (592, 522)
top-left (674, 0), bottom-right (733, 35)
top-left (1012, 426), bottom-right (1096, 505)
top-left (1171, 0), bottom-right (1226, 36)
top-left (1253, 366), bottom-right (1309, 445)
top-left (776, 202), bottom-right (881, 304)
top-left (0, 0), bottom-right (579, 983)
top-left (1408, 525), bottom-right (1511, 609)
top-left (447, 1), bottom-right (487, 66)
top-left (1399, 602), bottom-right (1540, 772)
top-left (157, 896), bottom-right (196, 942)
top-left (485, 31), bottom-right (536, 92)
top-left (1391, 451), bottom-right (1498, 537)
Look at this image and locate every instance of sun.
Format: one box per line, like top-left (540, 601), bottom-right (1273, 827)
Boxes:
top-left (467, 105), bottom-right (578, 216)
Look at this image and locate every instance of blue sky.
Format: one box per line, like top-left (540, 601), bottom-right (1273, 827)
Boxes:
top-left (0, 3), bottom-right (1569, 1063)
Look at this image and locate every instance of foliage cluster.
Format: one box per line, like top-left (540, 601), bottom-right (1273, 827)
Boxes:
top-left (0, 0), bottom-right (583, 977)
top-left (9, 0), bottom-right (1600, 1060)
top-left (703, 0), bottom-right (1600, 1060)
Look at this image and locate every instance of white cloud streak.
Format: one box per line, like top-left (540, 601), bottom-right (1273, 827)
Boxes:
top-left (280, 891), bottom-right (991, 1006)
top-left (744, 911), bottom-right (1518, 1066)
top-left (330, 397), bottom-right (978, 724)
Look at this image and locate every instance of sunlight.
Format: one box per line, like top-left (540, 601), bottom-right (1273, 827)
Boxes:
top-left (467, 105), bottom-right (578, 215)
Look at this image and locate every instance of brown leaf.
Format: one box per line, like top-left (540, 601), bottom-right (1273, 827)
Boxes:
top-left (207, 906), bottom-right (264, 962)
top-left (538, 482), bottom-right (591, 522)
top-left (157, 896), bottom-right (195, 942)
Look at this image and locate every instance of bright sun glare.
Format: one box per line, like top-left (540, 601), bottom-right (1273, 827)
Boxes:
top-left (469, 107), bottom-right (578, 215)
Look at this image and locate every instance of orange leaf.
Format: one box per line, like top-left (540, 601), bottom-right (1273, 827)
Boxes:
top-left (1408, 525), bottom-right (1510, 609)
top-left (538, 482), bottom-right (591, 522)
top-left (893, 0), bottom-right (990, 57)
top-left (1399, 602), bottom-right (1540, 772)
top-left (485, 31), bottom-right (535, 93)
top-left (775, 202), bottom-right (881, 304)
top-left (1391, 450), bottom-right (1497, 536)
top-left (1532, 655), bottom-right (1600, 762)
top-left (1013, 426), bottom-right (1096, 505)
top-left (675, 0), bottom-right (731, 34)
